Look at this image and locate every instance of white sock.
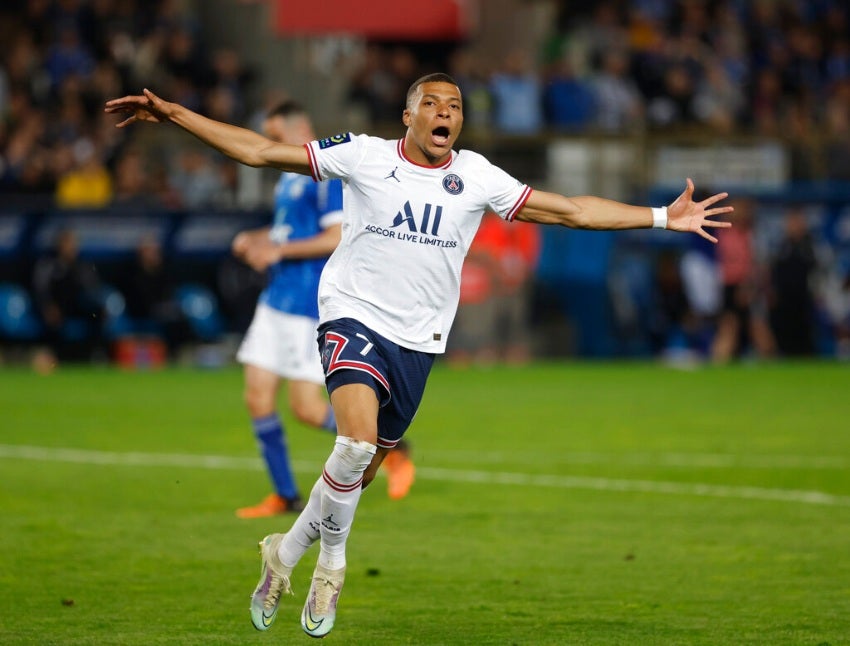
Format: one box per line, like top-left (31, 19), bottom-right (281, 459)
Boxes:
top-left (278, 476), bottom-right (323, 569)
top-left (317, 436), bottom-right (376, 571)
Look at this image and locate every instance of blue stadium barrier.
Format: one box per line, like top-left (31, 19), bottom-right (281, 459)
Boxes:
top-left (98, 284), bottom-right (134, 340)
top-left (175, 283), bottom-right (224, 342)
top-left (0, 283), bottom-right (44, 341)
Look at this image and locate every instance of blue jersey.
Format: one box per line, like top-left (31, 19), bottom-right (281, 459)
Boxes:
top-left (259, 173), bottom-right (343, 318)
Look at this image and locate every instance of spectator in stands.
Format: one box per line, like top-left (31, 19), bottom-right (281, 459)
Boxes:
top-left (448, 213), bottom-right (541, 365)
top-left (122, 235), bottom-right (189, 358)
top-left (446, 230), bottom-right (500, 366)
top-left (590, 49), bottom-right (644, 132)
top-left (692, 61), bottom-right (744, 134)
top-left (111, 147), bottom-right (154, 206)
top-left (447, 48), bottom-right (491, 130)
top-left (711, 199), bottom-right (775, 363)
top-left (748, 67), bottom-right (785, 135)
top-left (543, 58), bottom-right (595, 133)
top-left (489, 48), bottom-right (543, 134)
top-left (55, 137), bottom-right (113, 208)
top-left (31, 228), bottom-right (104, 360)
top-left (483, 213), bottom-right (541, 364)
top-left (347, 44), bottom-right (393, 124)
top-left (208, 48), bottom-right (252, 122)
top-left (824, 80), bottom-right (850, 181)
top-left (825, 38), bottom-right (850, 85)
top-left (170, 149), bottom-right (220, 208)
top-left (2, 109), bottom-right (54, 195)
top-left (162, 21), bottom-right (208, 90)
top-left (567, 2), bottom-right (628, 77)
top-left (648, 249), bottom-right (697, 360)
top-left (347, 44), bottom-right (416, 125)
top-left (646, 62), bottom-right (698, 130)
top-left (679, 240), bottom-right (723, 357)
top-left (769, 207), bottom-right (817, 356)
top-left (44, 23), bottom-right (95, 91)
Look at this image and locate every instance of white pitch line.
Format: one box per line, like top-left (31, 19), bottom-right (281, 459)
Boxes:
top-left (422, 450), bottom-right (850, 470)
top-left (1, 444), bottom-right (849, 508)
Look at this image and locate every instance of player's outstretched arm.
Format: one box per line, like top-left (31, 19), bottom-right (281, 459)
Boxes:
top-left (516, 178), bottom-right (732, 243)
top-left (104, 89), bottom-right (311, 174)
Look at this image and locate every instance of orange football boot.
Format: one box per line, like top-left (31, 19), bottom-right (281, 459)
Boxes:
top-left (382, 449), bottom-right (415, 500)
top-left (236, 493), bottom-right (303, 519)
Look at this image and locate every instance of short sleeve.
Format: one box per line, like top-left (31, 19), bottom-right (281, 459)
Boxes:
top-left (304, 133), bottom-right (368, 182)
top-left (482, 161), bottom-right (532, 222)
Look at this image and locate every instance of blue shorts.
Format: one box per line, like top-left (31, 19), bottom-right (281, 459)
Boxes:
top-left (317, 318), bottom-right (435, 449)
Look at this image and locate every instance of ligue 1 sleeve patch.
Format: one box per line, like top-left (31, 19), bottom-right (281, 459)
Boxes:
top-left (318, 133), bottom-right (352, 149)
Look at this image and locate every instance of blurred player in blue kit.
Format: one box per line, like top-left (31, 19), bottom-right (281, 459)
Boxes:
top-left (107, 73), bottom-right (732, 638)
top-left (231, 101), bottom-right (416, 519)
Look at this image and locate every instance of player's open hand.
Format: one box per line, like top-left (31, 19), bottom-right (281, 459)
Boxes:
top-left (104, 88), bottom-right (172, 128)
top-left (666, 178), bottom-right (733, 243)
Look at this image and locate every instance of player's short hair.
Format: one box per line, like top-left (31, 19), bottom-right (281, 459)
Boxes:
top-left (266, 100), bottom-right (307, 120)
top-left (405, 73), bottom-right (460, 109)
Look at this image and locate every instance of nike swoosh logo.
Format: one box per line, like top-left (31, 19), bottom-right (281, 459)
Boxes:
top-left (262, 610), bottom-right (275, 627)
top-left (303, 604), bottom-right (324, 632)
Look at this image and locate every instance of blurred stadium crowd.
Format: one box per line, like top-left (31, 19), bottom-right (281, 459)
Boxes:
top-left (1, 0), bottom-right (849, 367)
top-left (0, 0), bottom-right (248, 209)
top-left (352, 0), bottom-right (850, 180)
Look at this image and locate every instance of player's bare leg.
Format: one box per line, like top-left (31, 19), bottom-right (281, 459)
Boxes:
top-left (288, 380), bottom-right (337, 430)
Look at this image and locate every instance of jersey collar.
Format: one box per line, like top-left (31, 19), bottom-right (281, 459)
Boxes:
top-left (396, 139), bottom-right (454, 170)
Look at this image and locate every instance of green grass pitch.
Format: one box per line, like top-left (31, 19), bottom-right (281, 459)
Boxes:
top-left (1, 361), bottom-right (850, 645)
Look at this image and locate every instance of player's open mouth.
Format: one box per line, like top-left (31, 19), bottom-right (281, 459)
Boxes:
top-left (431, 126), bottom-right (450, 146)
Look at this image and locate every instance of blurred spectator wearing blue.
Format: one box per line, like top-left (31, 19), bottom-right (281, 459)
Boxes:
top-left (489, 48), bottom-right (543, 134)
top-left (543, 59), bottom-right (595, 132)
top-left (44, 23), bottom-right (94, 90)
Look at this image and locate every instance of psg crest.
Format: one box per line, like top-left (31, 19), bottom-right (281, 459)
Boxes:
top-left (442, 173), bottom-right (464, 195)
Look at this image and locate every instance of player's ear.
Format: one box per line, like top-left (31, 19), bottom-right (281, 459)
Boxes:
top-left (402, 108), bottom-right (411, 127)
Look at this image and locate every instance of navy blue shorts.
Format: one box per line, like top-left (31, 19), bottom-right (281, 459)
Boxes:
top-left (317, 318), bottom-right (435, 449)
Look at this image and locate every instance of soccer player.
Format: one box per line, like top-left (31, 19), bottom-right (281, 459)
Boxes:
top-left (230, 100), bottom-right (341, 518)
top-left (230, 101), bottom-right (416, 518)
top-left (105, 73), bottom-right (732, 638)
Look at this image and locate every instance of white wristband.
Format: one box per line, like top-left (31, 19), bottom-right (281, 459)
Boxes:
top-left (651, 206), bottom-right (668, 230)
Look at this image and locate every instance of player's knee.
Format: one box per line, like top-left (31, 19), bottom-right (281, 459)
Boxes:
top-left (243, 385), bottom-right (274, 418)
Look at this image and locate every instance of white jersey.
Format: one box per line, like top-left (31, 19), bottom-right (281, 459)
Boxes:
top-left (305, 133), bottom-right (532, 353)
